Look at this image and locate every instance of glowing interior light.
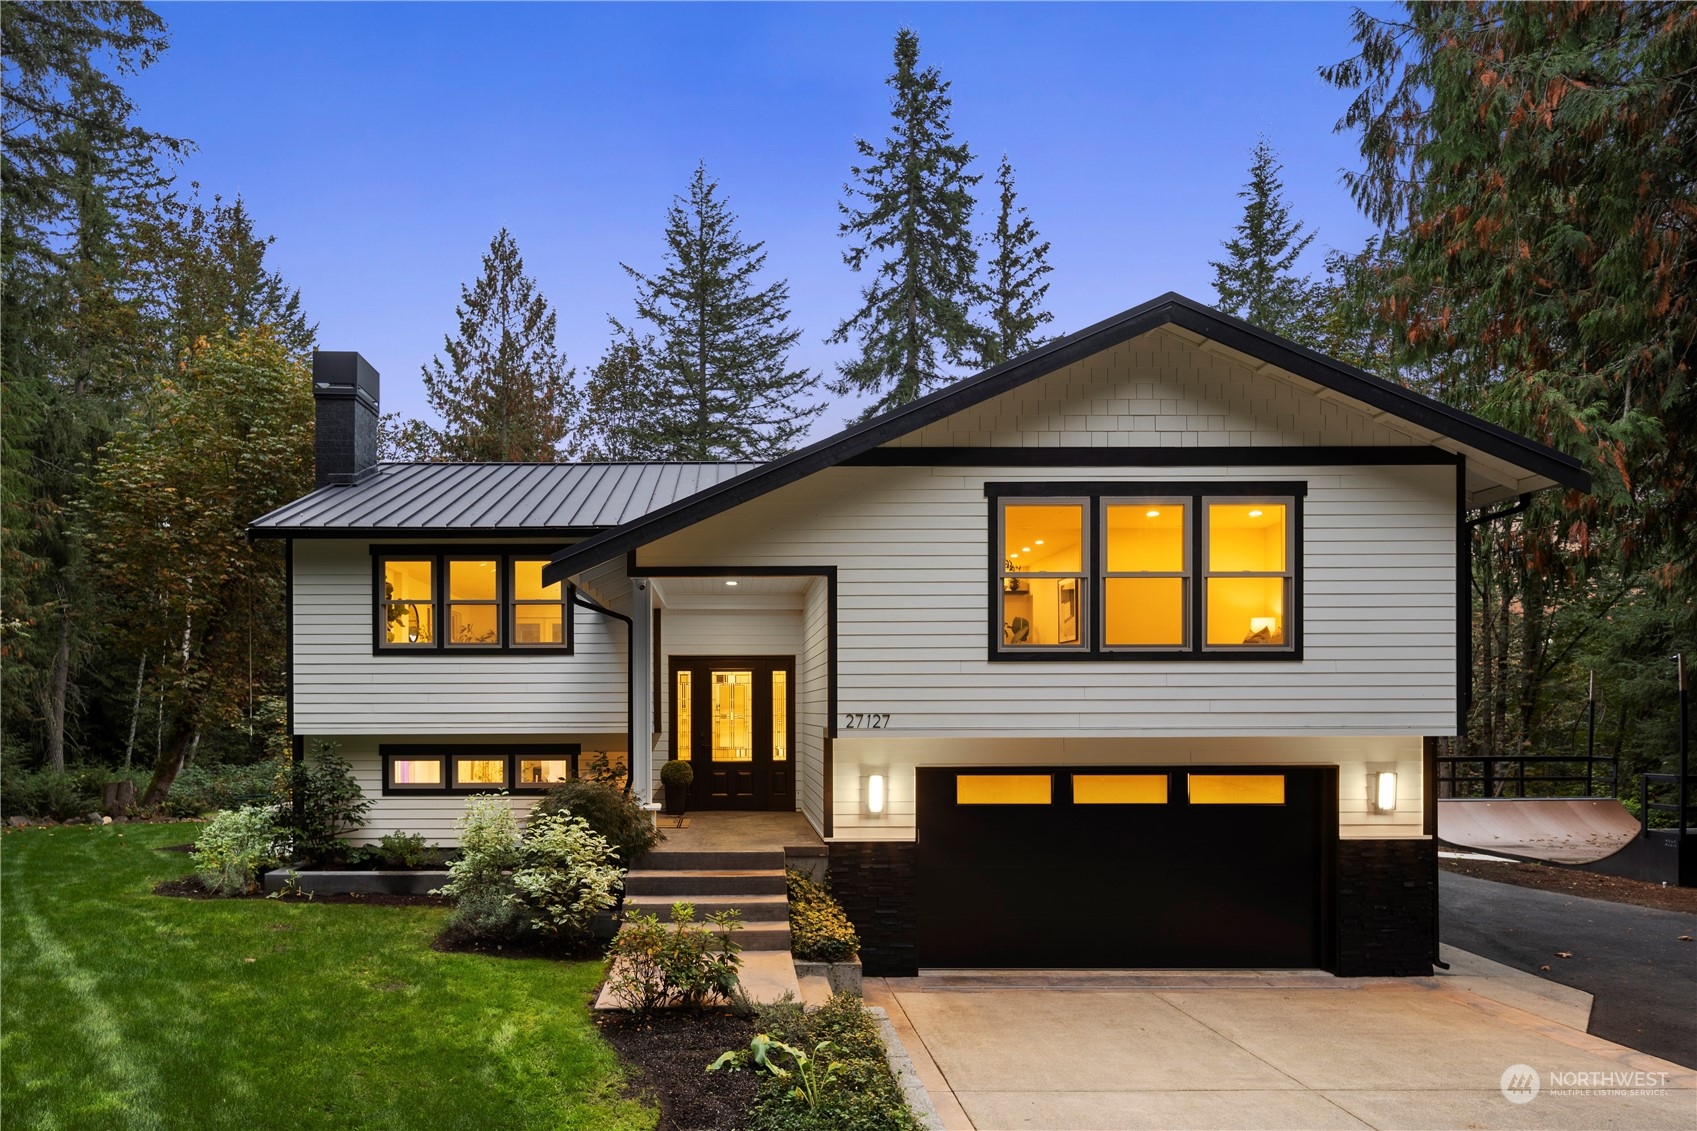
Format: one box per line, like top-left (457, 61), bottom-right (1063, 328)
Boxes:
top-left (1021, 546), bottom-right (1032, 553)
top-left (724, 580), bottom-right (739, 587)
top-left (867, 774), bottom-right (886, 815)
top-left (1249, 509), bottom-right (1264, 518)
top-left (1250, 616), bottom-right (1279, 634)
top-left (1146, 510), bottom-right (1161, 518)
top-left (1034, 539), bottom-right (1044, 546)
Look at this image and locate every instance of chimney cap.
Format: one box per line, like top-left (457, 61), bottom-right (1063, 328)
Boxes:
top-left (312, 350), bottom-right (380, 409)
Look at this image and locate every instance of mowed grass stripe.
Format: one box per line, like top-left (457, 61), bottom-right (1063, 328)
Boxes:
top-left (0, 822), bottom-right (653, 1131)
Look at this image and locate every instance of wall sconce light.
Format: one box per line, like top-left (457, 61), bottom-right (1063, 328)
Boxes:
top-left (1370, 771), bottom-right (1397, 814)
top-left (866, 773), bottom-right (886, 816)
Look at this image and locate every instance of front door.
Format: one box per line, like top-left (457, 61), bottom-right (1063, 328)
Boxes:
top-left (670, 656), bottom-right (794, 811)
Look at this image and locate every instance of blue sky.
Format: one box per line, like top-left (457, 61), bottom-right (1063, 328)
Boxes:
top-left (137, 2), bottom-right (1389, 433)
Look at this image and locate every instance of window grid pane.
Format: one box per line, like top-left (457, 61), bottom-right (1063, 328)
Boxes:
top-left (381, 560), bottom-right (435, 645)
top-left (1102, 501), bottom-right (1189, 649)
top-left (1203, 500), bottom-right (1292, 648)
top-left (453, 757), bottom-right (507, 789)
top-left (1000, 500), bottom-right (1087, 648)
top-left (511, 559), bottom-right (566, 646)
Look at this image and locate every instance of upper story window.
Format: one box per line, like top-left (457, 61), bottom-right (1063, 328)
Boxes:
top-left (375, 549), bottom-right (573, 654)
top-left (991, 483), bottom-right (1302, 660)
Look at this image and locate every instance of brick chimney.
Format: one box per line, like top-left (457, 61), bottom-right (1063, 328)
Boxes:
top-left (312, 351), bottom-right (380, 488)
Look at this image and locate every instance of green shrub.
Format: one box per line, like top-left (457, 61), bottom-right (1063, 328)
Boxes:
top-left (375, 831), bottom-right (432, 869)
top-left (280, 743), bottom-right (371, 864)
top-left (606, 902), bottom-right (743, 1015)
top-left (736, 991), bottom-right (921, 1131)
top-left (787, 869), bottom-right (860, 962)
top-left (534, 778), bottom-right (657, 867)
top-left (660, 759), bottom-right (694, 791)
top-left (0, 754), bottom-right (154, 821)
top-left (193, 806), bottom-right (285, 896)
top-left (434, 794), bottom-right (523, 943)
top-left (159, 762), bottom-right (284, 818)
top-left (509, 812), bottom-right (622, 939)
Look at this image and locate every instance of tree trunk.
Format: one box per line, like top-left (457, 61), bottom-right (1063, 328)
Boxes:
top-left (140, 721), bottom-right (196, 809)
top-left (44, 603), bottom-right (71, 773)
top-left (124, 652), bottom-right (147, 770)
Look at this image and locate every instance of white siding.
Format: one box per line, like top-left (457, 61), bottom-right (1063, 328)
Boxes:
top-left (798, 579), bottom-right (830, 836)
top-left (829, 735), bottom-right (1425, 842)
top-left (292, 539), bottom-right (626, 735)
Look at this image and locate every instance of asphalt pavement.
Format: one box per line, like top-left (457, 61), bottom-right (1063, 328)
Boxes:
top-left (1441, 870), bottom-right (1697, 1069)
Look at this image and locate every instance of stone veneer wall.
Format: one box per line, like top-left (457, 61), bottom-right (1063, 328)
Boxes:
top-left (1335, 838), bottom-right (1436, 977)
top-left (827, 841), bottom-right (918, 977)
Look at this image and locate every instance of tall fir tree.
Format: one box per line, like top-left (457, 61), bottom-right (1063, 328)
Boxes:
top-left (975, 154), bottom-right (1054, 368)
top-left (584, 164), bottom-right (822, 461)
top-left (402, 228), bottom-right (579, 462)
top-left (829, 28), bottom-right (980, 418)
top-left (1209, 137), bottom-right (1316, 338)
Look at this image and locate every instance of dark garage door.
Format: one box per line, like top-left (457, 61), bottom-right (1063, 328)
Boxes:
top-left (916, 765), bottom-right (1336, 968)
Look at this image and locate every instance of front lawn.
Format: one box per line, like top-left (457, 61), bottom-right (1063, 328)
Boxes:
top-left (0, 822), bottom-right (652, 1130)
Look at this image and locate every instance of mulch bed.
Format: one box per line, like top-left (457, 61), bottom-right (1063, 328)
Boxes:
top-left (1441, 857), bottom-right (1697, 914)
top-left (152, 876), bottom-right (449, 908)
top-left (595, 1010), bottom-right (760, 1131)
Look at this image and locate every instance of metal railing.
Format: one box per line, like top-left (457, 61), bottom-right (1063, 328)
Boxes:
top-left (1639, 773), bottom-right (1696, 834)
top-left (1435, 753), bottom-right (1619, 800)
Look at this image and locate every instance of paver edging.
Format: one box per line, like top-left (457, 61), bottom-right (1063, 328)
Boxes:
top-left (865, 1004), bottom-right (944, 1131)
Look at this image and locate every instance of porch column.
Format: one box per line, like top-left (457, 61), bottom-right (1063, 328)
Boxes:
top-left (629, 578), bottom-right (655, 803)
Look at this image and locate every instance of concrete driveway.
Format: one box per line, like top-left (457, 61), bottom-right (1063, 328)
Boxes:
top-left (866, 965), bottom-right (1696, 1131)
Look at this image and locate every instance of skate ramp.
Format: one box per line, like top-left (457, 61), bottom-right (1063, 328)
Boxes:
top-left (1437, 798), bottom-right (1641, 864)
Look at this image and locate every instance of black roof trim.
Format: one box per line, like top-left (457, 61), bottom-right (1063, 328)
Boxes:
top-left (252, 526), bottom-right (607, 542)
top-left (543, 293), bottom-right (1590, 584)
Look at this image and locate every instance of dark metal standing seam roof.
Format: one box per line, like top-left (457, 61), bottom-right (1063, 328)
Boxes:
top-left (248, 462), bottom-right (760, 538)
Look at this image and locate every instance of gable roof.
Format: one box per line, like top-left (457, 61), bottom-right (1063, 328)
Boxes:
top-left (543, 292), bottom-right (1590, 584)
top-left (249, 461), bottom-right (758, 539)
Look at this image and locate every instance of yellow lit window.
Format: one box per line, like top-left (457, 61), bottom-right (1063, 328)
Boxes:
top-left (675, 670), bottom-right (692, 760)
top-left (1204, 502), bottom-right (1292, 648)
top-left (446, 559), bottom-right (500, 646)
top-left (956, 774), bottom-right (1052, 805)
top-left (453, 756), bottom-right (508, 789)
top-left (511, 559), bottom-right (566, 646)
top-left (389, 758), bottom-right (443, 787)
top-left (381, 559), bottom-right (435, 645)
top-left (517, 758), bottom-right (572, 787)
top-left (1188, 774), bottom-right (1285, 804)
top-left (1073, 774), bottom-right (1168, 804)
top-left (772, 671), bottom-right (788, 762)
top-left (1102, 502), bottom-right (1187, 647)
top-left (1000, 501), bottom-right (1086, 648)
top-left (711, 671), bottom-right (754, 762)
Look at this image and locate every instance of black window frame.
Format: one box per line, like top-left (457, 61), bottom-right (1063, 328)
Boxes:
top-left (986, 481), bottom-right (1305, 661)
top-left (371, 546), bottom-right (575, 655)
top-left (380, 744), bottom-right (582, 796)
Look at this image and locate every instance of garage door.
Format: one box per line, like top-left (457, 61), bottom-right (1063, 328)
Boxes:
top-left (916, 765), bottom-right (1336, 968)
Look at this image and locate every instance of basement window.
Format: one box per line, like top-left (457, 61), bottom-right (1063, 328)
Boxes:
top-left (380, 745), bottom-right (581, 796)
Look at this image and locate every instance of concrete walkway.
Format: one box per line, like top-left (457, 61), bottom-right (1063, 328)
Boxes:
top-left (866, 962), bottom-right (1695, 1130)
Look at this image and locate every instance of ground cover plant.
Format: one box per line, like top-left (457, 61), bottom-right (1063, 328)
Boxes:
top-left (0, 822), bottom-right (651, 1130)
top-left (785, 869), bottom-right (860, 963)
top-left (721, 992), bottom-right (921, 1131)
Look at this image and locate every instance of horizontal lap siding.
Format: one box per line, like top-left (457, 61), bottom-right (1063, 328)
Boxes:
top-left (799, 579), bottom-right (829, 834)
top-left (293, 540), bottom-right (625, 735)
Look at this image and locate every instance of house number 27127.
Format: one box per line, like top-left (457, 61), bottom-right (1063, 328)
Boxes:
top-left (842, 713), bottom-right (891, 729)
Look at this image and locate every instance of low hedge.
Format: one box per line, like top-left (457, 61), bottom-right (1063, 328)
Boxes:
top-left (786, 868), bottom-right (860, 963)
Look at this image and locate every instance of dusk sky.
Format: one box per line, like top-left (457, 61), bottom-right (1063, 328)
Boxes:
top-left (138, 2), bottom-right (1391, 434)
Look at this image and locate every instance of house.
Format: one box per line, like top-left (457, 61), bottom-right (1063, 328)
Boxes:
top-left (250, 292), bottom-right (1589, 978)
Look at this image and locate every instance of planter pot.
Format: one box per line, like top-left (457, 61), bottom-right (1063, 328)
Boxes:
top-left (792, 956), bottom-right (863, 996)
top-left (662, 782), bottom-right (690, 816)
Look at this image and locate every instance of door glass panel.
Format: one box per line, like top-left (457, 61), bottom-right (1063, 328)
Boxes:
top-left (772, 671), bottom-right (788, 762)
top-left (675, 671), bottom-right (692, 760)
top-left (711, 670), bottom-right (753, 762)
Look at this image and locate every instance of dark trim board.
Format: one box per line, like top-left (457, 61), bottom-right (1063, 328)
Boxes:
top-left (545, 293), bottom-right (1587, 584)
top-left (850, 446), bottom-right (1465, 468)
top-left (258, 525), bottom-right (607, 541)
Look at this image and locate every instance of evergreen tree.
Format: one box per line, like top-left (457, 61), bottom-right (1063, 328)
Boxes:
top-left (975, 154), bottom-right (1054, 368)
top-left (585, 164), bottom-right (822, 461)
top-left (1209, 137), bottom-right (1316, 338)
top-left (829, 28), bottom-right (980, 418)
top-left (578, 330), bottom-right (660, 461)
top-left (408, 229), bottom-right (579, 462)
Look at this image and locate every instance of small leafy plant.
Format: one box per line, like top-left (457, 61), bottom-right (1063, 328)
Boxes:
top-left (280, 741), bottom-right (371, 865)
top-left (534, 777), bottom-right (657, 866)
top-left (433, 794), bottom-right (523, 943)
top-left (193, 805), bottom-right (285, 896)
top-left (786, 868), bottom-right (860, 962)
top-left (709, 1034), bottom-right (842, 1112)
top-left (375, 830), bottom-right (432, 869)
top-left (509, 811), bottom-right (621, 939)
top-left (606, 901), bottom-right (742, 1015)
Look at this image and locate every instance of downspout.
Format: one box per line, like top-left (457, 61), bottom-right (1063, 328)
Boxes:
top-left (571, 588), bottom-right (636, 797)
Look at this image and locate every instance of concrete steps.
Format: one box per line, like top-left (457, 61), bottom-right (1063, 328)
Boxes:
top-left (624, 892), bottom-right (790, 921)
top-left (623, 869), bottom-right (788, 897)
top-left (621, 850), bottom-right (792, 951)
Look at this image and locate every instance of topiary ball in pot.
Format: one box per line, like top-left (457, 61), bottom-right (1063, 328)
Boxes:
top-left (660, 759), bottom-right (694, 815)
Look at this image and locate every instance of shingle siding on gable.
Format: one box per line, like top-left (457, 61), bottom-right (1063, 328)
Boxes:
top-left (886, 330), bottom-right (1423, 450)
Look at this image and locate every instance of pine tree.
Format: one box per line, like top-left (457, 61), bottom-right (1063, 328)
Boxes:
top-left (975, 155), bottom-right (1054, 368)
top-left (578, 330), bottom-right (659, 461)
top-left (584, 165), bottom-right (822, 461)
top-left (1209, 138), bottom-right (1316, 338)
top-left (829, 28), bottom-right (980, 418)
top-left (410, 229), bottom-right (579, 462)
